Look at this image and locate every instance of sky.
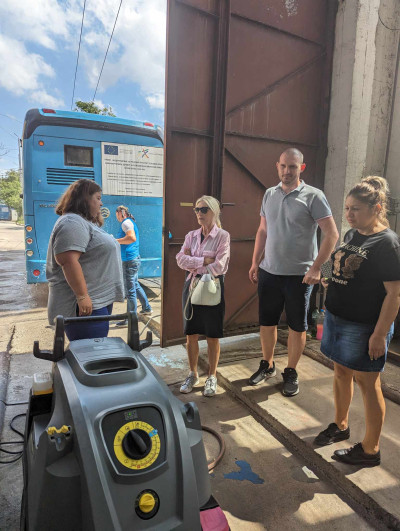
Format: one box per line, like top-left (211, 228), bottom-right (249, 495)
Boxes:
top-left (0, 0), bottom-right (166, 175)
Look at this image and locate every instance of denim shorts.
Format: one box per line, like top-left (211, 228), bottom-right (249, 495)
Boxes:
top-left (258, 269), bottom-right (313, 332)
top-left (321, 310), bottom-right (394, 372)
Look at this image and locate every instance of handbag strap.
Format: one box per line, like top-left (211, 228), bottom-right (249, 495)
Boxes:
top-left (183, 277), bottom-right (198, 321)
top-left (183, 295), bottom-right (193, 321)
top-left (206, 265), bottom-right (215, 279)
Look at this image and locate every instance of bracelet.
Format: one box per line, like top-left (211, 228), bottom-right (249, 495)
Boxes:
top-left (76, 295), bottom-right (88, 302)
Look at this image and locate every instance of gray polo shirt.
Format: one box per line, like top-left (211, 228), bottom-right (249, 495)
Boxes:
top-left (259, 181), bottom-right (332, 275)
top-left (46, 213), bottom-right (125, 323)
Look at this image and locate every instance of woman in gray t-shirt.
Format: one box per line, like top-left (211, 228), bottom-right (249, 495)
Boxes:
top-left (46, 179), bottom-right (124, 340)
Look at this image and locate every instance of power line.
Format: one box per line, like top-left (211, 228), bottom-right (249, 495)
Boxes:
top-left (0, 124), bottom-right (18, 138)
top-left (92, 0), bottom-right (123, 102)
top-left (71, 0), bottom-right (87, 110)
top-left (0, 114), bottom-right (22, 124)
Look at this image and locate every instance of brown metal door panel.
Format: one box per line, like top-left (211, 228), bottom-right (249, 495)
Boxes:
top-left (224, 136), bottom-right (319, 190)
top-left (177, 0), bottom-right (220, 16)
top-left (162, 248), bottom-right (188, 347)
top-left (167, 3), bottom-right (217, 132)
top-left (219, 151), bottom-right (266, 239)
top-left (225, 15), bottom-right (322, 113)
top-left (224, 241), bottom-right (259, 331)
top-left (166, 134), bottom-right (212, 238)
top-left (230, 0), bottom-right (329, 45)
top-left (261, 61), bottom-right (324, 147)
top-left (162, 0), bottom-right (337, 346)
top-left (226, 59), bottom-right (325, 148)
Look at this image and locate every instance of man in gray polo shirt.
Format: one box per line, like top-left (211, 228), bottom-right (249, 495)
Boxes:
top-left (248, 148), bottom-right (338, 396)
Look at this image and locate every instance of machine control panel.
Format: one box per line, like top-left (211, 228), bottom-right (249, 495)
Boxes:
top-left (114, 421), bottom-right (161, 469)
top-left (102, 406), bottom-right (165, 474)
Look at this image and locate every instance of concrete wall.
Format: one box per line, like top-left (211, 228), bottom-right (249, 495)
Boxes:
top-left (384, 13), bottom-right (400, 233)
top-left (325, 0), bottom-right (400, 236)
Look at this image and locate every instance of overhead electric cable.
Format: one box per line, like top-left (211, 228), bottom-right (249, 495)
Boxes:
top-left (92, 0), bottom-right (123, 102)
top-left (0, 114), bottom-right (23, 124)
top-left (0, 125), bottom-right (18, 138)
top-left (71, 0), bottom-right (87, 110)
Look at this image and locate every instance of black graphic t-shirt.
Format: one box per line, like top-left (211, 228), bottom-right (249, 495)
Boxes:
top-left (325, 228), bottom-right (400, 324)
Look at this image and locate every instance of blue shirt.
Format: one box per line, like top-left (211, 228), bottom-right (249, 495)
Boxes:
top-left (117, 218), bottom-right (140, 262)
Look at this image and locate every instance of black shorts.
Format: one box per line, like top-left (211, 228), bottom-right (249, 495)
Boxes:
top-left (258, 269), bottom-right (312, 332)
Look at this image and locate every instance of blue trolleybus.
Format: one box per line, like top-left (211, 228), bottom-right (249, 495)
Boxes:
top-left (22, 108), bottom-right (163, 283)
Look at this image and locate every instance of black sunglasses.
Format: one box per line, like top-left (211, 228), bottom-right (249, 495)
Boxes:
top-left (193, 206), bottom-right (210, 214)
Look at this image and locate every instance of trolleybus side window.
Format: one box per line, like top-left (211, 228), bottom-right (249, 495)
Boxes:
top-left (64, 145), bottom-right (93, 167)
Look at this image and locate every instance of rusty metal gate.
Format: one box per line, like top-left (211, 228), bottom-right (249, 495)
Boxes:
top-left (161, 0), bottom-right (337, 347)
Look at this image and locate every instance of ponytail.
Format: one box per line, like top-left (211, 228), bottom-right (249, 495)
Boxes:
top-left (116, 205), bottom-right (135, 222)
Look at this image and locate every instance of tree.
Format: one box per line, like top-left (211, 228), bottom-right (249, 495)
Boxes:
top-left (74, 100), bottom-right (116, 116)
top-left (0, 169), bottom-right (23, 219)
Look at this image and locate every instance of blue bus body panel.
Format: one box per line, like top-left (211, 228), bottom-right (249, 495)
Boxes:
top-left (0, 204), bottom-right (11, 221)
top-left (23, 113), bottom-right (163, 284)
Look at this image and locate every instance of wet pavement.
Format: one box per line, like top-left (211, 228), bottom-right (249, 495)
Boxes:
top-left (0, 222), bottom-right (48, 312)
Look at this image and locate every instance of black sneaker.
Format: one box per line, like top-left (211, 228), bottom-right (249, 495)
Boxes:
top-left (333, 442), bottom-right (380, 467)
top-left (314, 423), bottom-right (350, 446)
top-left (248, 360), bottom-right (276, 385)
top-left (116, 319), bottom-right (128, 327)
top-left (282, 368), bottom-right (299, 396)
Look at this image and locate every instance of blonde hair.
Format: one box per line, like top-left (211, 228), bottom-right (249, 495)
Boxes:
top-left (347, 176), bottom-right (390, 227)
top-left (196, 195), bottom-right (222, 228)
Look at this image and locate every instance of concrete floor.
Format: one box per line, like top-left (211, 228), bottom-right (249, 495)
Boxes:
top-left (0, 220), bottom-right (399, 529)
top-left (0, 339), bottom-right (372, 530)
top-left (194, 337), bottom-right (400, 529)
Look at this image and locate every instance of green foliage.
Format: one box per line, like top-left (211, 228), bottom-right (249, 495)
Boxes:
top-left (74, 100), bottom-right (116, 116)
top-left (0, 169), bottom-right (23, 219)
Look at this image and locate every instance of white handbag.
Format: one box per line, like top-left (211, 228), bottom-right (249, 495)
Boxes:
top-left (184, 267), bottom-right (221, 320)
top-left (191, 268), bottom-right (221, 306)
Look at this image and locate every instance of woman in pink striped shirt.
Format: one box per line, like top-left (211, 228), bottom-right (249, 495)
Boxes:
top-left (176, 195), bottom-right (230, 397)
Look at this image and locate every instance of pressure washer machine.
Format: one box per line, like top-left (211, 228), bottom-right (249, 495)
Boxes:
top-left (21, 313), bottom-right (228, 530)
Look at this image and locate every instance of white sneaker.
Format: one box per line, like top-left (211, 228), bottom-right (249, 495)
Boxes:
top-left (180, 372), bottom-right (200, 394)
top-left (203, 375), bottom-right (218, 397)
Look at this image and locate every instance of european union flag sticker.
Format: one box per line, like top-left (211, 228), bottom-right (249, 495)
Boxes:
top-left (104, 145), bottom-right (118, 155)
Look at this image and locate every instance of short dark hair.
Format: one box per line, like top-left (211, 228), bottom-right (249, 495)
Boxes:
top-left (280, 148), bottom-right (304, 163)
top-left (56, 179), bottom-right (103, 226)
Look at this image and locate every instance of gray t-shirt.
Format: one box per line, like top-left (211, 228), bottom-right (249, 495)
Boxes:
top-left (46, 213), bottom-right (125, 323)
top-left (259, 181), bottom-right (332, 275)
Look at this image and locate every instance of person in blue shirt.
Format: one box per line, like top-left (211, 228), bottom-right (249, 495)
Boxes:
top-left (115, 205), bottom-right (152, 326)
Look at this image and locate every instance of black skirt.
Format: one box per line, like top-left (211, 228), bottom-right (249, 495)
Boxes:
top-left (182, 274), bottom-right (225, 338)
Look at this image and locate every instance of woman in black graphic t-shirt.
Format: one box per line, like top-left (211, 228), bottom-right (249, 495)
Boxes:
top-left (314, 176), bottom-right (400, 467)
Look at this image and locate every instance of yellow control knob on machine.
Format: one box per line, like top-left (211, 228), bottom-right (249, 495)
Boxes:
top-left (138, 493), bottom-right (156, 513)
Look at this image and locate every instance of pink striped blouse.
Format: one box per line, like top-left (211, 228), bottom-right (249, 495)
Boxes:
top-left (176, 224), bottom-right (230, 279)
